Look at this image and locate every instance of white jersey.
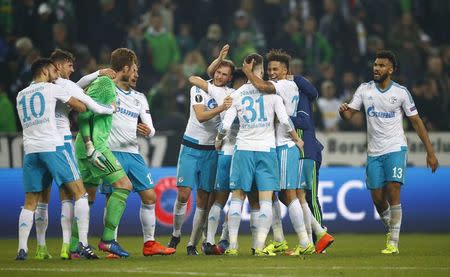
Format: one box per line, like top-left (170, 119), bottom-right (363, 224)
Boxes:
top-left (271, 79), bottom-right (299, 147)
top-left (54, 77), bottom-right (114, 137)
top-left (348, 81), bottom-right (418, 156)
top-left (221, 83), bottom-right (293, 152)
top-left (109, 87), bottom-right (155, 154)
top-left (183, 85), bottom-right (220, 146)
top-left (208, 82), bottom-right (237, 155)
top-left (17, 82), bottom-right (71, 154)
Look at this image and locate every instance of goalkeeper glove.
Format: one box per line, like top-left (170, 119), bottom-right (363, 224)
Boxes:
top-left (85, 141), bottom-right (106, 170)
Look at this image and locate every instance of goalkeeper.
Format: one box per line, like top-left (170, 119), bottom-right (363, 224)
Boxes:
top-left (73, 48), bottom-right (138, 258)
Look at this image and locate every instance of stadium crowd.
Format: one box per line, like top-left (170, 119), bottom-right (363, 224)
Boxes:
top-left (0, 0), bottom-right (449, 132)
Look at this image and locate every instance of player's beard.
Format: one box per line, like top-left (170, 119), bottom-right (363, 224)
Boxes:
top-left (374, 72), bottom-right (388, 83)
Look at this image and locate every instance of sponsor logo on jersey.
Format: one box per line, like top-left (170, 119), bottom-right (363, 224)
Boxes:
top-left (367, 105), bottom-right (395, 118)
top-left (207, 98), bottom-right (218, 109)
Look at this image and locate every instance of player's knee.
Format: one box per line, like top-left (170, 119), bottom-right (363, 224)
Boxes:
top-left (140, 189), bottom-right (156, 205)
top-left (177, 187), bottom-right (191, 203)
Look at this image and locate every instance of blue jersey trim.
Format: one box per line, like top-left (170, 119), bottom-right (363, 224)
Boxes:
top-left (117, 87), bottom-right (132, 95)
top-left (63, 135), bottom-right (72, 141)
top-left (375, 81), bottom-right (393, 93)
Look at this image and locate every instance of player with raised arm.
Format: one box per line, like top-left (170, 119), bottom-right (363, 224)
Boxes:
top-left (168, 53), bottom-right (233, 255)
top-left (73, 48), bottom-right (138, 258)
top-left (33, 49), bottom-right (116, 260)
top-left (339, 50), bottom-right (439, 254)
top-left (15, 58), bottom-right (96, 260)
top-left (188, 44), bottom-right (239, 254)
top-left (216, 53), bottom-right (304, 256)
top-left (241, 50), bottom-right (315, 256)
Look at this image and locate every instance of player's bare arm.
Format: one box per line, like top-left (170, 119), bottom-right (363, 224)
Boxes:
top-left (339, 103), bottom-right (358, 120)
top-left (188, 76), bottom-right (208, 92)
top-left (408, 114), bottom-right (439, 172)
top-left (242, 58), bottom-right (276, 94)
top-left (66, 97), bottom-right (87, 112)
top-left (207, 44), bottom-right (229, 78)
top-left (137, 123), bottom-right (152, 136)
top-left (193, 97), bottom-right (232, 123)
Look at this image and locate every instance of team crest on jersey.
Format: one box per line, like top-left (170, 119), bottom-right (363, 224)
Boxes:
top-left (207, 98), bottom-right (218, 109)
top-left (134, 99), bottom-right (140, 106)
top-left (389, 96), bottom-right (398, 104)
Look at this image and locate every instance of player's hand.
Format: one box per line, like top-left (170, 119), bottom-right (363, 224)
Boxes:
top-left (219, 44), bottom-right (230, 60)
top-left (295, 139), bottom-right (304, 151)
top-left (427, 152), bottom-right (439, 173)
top-left (137, 123), bottom-right (151, 136)
top-left (242, 58), bottom-right (254, 75)
top-left (214, 137), bottom-right (223, 151)
top-left (85, 141), bottom-right (106, 170)
top-left (99, 68), bottom-right (116, 79)
top-left (339, 102), bottom-right (350, 113)
top-left (222, 96), bottom-right (232, 110)
top-left (111, 102), bottom-right (117, 112)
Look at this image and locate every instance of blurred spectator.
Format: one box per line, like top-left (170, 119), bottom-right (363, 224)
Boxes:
top-left (97, 0), bottom-right (126, 53)
top-left (144, 11), bottom-right (180, 79)
top-left (229, 10), bottom-right (266, 54)
top-left (231, 31), bottom-right (257, 66)
top-left (182, 50), bottom-right (206, 78)
top-left (148, 63), bottom-right (188, 118)
top-left (289, 58), bottom-right (304, 76)
top-left (34, 3), bottom-right (56, 55)
top-left (51, 23), bottom-right (72, 53)
top-left (140, 0), bottom-right (175, 34)
top-left (317, 80), bottom-right (341, 132)
top-left (198, 24), bottom-right (225, 64)
top-left (0, 81), bottom-right (16, 132)
top-left (176, 23), bottom-right (195, 59)
top-left (345, 5), bottom-right (368, 71)
top-left (425, 55), bottom-right (449, 129)
top-left (388, 12), bottom-right (424, 83)
top-left (10, 37), bottom-right (38, 95)
top-left (125, 23), bottom-right (146, 63)
top-left (410, 79), bottom-right (440, 131)
top-left (339, 71), bottom-right (358, 101)
top-left (272, 18), bottom-right (301, 58)
top-left (298, 16), bottom-right (333, 79)
top-left (318, 0), bottom-right (349, 72)
top-left (48, 0), bottom-right (77, 43)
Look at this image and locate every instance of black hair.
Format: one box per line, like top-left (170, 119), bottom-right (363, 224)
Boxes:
top-left (376, 50), bottom-right (397, 72)
top-left (31, 58), bottom-right (55, 79)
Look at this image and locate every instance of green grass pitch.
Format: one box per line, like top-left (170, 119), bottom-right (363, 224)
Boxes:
top-left (1, 234), bottom-right (449, 276)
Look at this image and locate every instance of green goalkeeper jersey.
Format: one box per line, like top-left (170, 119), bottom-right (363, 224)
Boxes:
top-left (75, 76), bottom-right (116, 159)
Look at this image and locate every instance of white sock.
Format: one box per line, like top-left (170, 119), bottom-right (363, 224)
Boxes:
top-left (188, 207), bottom-right (206, 247)
top-left (140, 203), bottom-right (156, 242)
top-left (219, 220), bottom-right (229, 241)
top-left (18, 208), bottom-right (34, 252)
top-left (288, 199), bottom-right (309, 247)
top-left (206, 203), bottom-right (222, 244)
top-left (271, 199), bottom-right (285, 242)
top-left (380, 207), bottom-right (391, 233)
top-left (256, 200), bottom-right (272, 250)
top-left (250, 209), bottom-right (259, 250)
top-left (172, 200), bottom-right (187, 237)
top-left (74, 194), bottom-right (90, 246)
top-left (228, 199), bottom-right (243, 250)
top-left (301, 202), bottom-right (313, 243)
top-left (61, 200), bottom-right (73, 244)
top-left (35, 202), bottom-right (48, 247)
top-left (389, 204), bottom-right (402, 247)
top-left (309, 207), bottom-right (325, 236)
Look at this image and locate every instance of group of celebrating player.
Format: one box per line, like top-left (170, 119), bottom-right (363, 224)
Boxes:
top-left (15, 41), bottom-right (438, 260)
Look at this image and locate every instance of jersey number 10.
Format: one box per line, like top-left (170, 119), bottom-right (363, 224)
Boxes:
top-left (18, 92), bottom-right (46, 123)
